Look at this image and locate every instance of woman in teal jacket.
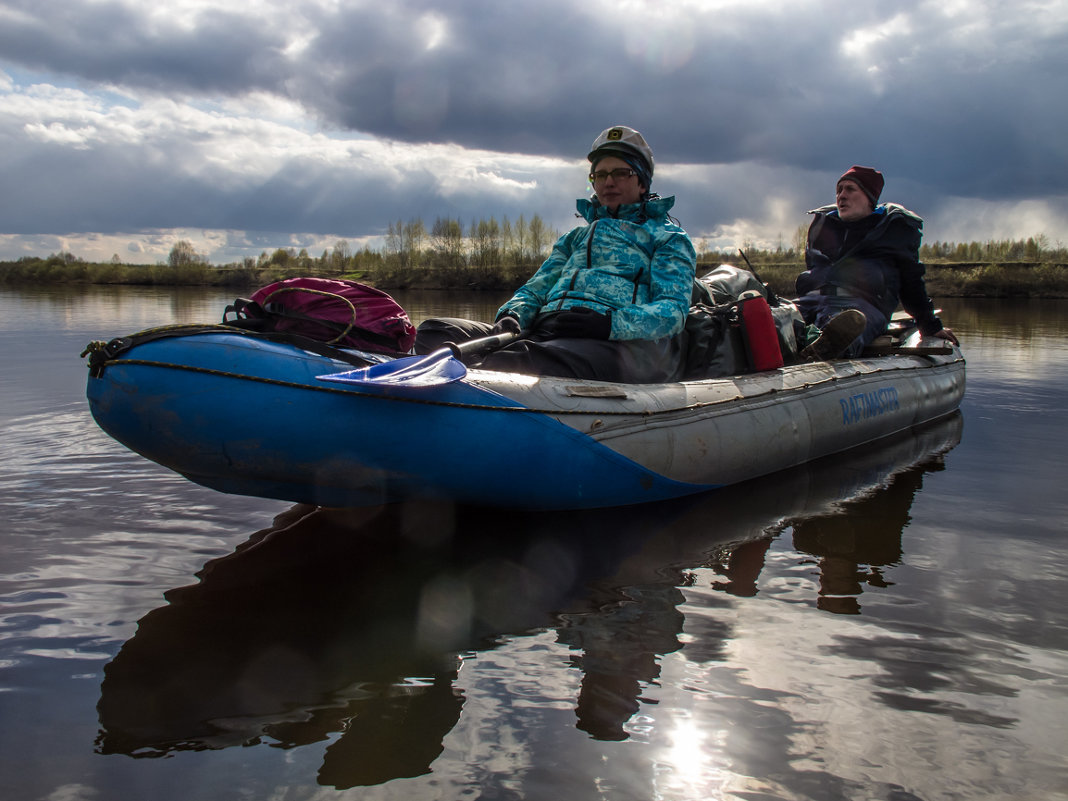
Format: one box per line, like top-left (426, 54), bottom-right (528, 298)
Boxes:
top-left (496, 192), bottom-right (695, 342)
top-left (418, 125), bottom-right (697, 383)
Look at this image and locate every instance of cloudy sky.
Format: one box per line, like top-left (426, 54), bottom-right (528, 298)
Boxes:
top-left (1, 0), bottom-right (1066, 264)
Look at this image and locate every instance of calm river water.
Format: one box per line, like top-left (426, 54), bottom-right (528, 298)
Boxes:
top-left (0, 286), bottom-right (1066, 801)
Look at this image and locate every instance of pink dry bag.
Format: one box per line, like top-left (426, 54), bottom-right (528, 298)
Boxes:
top-left (245, 277), bottom-right (417, 354)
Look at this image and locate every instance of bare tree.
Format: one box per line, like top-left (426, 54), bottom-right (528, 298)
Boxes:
top-left (528, 215), bottom-right (549, 265)
top-left (431, 217), bottom-right (465, 273)
top-left (331, 240), bottom-right (351, 273)
top-left (168, 240), bottom-right (199, 268)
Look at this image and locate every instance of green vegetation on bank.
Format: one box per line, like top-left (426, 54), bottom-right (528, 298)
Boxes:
top-left (2, 218), bottom-right (1067, 298)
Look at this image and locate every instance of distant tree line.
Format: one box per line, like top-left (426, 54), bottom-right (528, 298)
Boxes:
top-left (704, 227), bottom-right (1068, 267)
top-left (1, 219), bottom-right (1066, 298)
top-left (374, 214), bottom-right (559, 288)
top-left (243, 214), bottom-right (563, 290)
top-left (919, 234), bottom-right (1062, 263)
top-left (0, 213), bottom-right (560, 290)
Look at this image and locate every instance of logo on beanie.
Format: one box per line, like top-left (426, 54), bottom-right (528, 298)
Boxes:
top-left (607, 128), bottom-right (624, 141)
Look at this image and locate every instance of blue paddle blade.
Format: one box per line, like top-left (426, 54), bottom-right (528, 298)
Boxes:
top-left (317, 331), bottom-right (518, 388)
top-left (317, 350), bottom-right (468, 387)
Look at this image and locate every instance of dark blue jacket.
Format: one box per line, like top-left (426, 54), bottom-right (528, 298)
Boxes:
top-left (798, 203), bottom-right (943, 334)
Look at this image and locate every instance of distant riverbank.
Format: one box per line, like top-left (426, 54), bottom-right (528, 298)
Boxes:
top-left (751, 261), bottom-right (1068, 299)
top-left (2, 255), bottom-right (1067, 298)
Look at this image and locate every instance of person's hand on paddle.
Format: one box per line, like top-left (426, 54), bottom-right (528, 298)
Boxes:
top-left (491, 315), bottom-right (521, 336)
top-left (553, 307), bottom-right (612, 339)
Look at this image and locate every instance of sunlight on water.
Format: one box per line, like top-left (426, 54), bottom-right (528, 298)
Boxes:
top-left (655, 716), bottom-right (729, 798)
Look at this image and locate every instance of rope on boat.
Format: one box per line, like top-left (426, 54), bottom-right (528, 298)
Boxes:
top-left (81, 324), bottom-right (375, 378)
top-left (91, 355), bottom-right (963, 417)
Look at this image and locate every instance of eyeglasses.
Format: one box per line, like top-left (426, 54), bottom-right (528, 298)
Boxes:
top-left (589, 168), bottom-right (637, 184)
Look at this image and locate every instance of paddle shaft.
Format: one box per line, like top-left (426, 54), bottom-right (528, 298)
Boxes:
top-left (444, 330), bottom-right (521, 360)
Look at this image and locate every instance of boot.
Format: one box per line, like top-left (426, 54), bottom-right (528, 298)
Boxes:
top-left (801, 309), bottom-right (867, 362)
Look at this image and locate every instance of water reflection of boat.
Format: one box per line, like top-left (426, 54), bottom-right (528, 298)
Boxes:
top-left (96, 414), bottom-right (961, 784)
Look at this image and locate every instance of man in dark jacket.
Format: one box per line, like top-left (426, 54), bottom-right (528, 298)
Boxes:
top-left (796, 165), bottom-right (959, 360)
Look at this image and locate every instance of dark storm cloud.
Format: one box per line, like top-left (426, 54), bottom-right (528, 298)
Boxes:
top-left (0, 0), bottom-right (287, 93)
top-left (282, 0), bottom-right (1068, 199)
top-left (4, 0), bottom-right (1066, 198)
top-left (0, 0), bottom-right (1066, 259)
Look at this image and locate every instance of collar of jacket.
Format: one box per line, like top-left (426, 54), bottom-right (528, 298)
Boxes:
top-left (577, 194), bottom-right (676, 223)
top-left (807, 202), bottom-right (923, 228)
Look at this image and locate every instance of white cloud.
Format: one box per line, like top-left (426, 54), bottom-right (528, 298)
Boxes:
top-left (926, 196), bottom-right (1068, 246)
top-left (415, 11), bottom-right (449, 52)
top-left (23, 122), bottom-right (96, 148)
top-left (840, 12), bottom-right (913, 62)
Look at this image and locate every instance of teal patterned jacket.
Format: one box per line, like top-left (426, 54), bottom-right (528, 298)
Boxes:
top-left (496, 195), bottom-right (697, 341)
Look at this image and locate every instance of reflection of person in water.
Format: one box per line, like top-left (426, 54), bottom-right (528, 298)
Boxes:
top-left (95, 500), bottom-right (703, 773)
top-left (317, 674), bottom-right (464, 789)
top-left (710, 538), bottom-right (773, 598)
top-left (708, 433), bottom-right (955, 615)
top-left (789, 451), bottom-right (945, 614)
top-left (556, 585), bottom-right (686, 741)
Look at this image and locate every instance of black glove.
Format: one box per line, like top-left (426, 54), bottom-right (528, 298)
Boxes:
top-left (552, 307), bottom-right (612, 339)
top-left (491, 315), bottom-right (521, 335)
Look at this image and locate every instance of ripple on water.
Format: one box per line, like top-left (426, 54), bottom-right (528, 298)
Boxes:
top-left (1, 407), bottom-right (281, 660)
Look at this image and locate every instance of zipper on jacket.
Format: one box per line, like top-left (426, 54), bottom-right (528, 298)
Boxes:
top-left (555, 220), bottom-right (599, 310)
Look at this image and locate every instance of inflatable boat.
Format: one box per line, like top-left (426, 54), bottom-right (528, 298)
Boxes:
top-left (84, 313), bottom-right (964, 510)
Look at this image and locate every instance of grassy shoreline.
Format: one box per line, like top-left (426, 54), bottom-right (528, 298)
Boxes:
top-left (3, 257), bottom-right (1067, 298)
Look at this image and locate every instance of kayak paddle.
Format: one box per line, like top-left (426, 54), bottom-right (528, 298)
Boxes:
top-left (317, 330), bottom-right (520, 388)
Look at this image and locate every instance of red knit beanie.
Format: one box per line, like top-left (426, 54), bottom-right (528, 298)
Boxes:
top-left (838, 165), bottom-right (884, 204)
